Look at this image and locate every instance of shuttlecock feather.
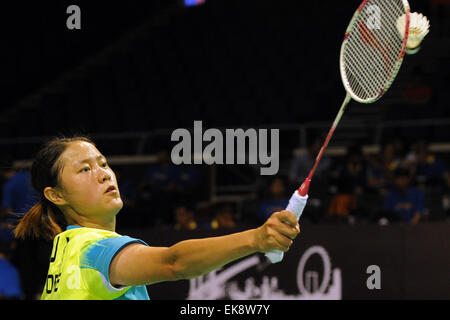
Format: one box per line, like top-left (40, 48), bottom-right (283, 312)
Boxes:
top-left (397, 12), bottom-right (430, 54)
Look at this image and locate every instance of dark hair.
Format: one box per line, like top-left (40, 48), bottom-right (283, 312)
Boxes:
top-left (14, 136), bottom-right (95, 241)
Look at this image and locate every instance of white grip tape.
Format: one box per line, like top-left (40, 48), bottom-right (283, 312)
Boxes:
top-left (265, 190), bottom-right (308, 263)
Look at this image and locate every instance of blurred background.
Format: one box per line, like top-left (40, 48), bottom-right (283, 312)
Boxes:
top-left (0, 0), bottom-right (449, 300)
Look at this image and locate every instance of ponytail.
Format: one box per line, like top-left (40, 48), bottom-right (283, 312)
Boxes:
top-left (14, 199), bottom-right (64, 241)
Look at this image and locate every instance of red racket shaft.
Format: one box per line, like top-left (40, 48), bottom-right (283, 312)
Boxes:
top-left (265, 94), bottom-right (352, 263)
top-left (298, 93), bottom-right (352, 196)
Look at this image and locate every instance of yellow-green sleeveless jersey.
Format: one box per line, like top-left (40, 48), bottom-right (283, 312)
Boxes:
top-left (41, 225), bottom-right (150, 300)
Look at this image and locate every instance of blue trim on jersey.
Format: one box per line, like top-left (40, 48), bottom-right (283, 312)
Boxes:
top-left (81, 236), bottom-right (147, 285)
top-left (83, 236), bottom-right (150, 300)
top-left (70, 225), bottom-right (150, 299)
top-left (66, 225), bottom-right (83, 230)
top-left (113, 285), bottom-right (150, 300)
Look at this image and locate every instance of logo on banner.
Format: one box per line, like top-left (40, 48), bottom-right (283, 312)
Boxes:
top-left (187, 245), bottom-right (342, 300)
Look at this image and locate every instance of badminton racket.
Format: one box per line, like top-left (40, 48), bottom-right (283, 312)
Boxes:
top-left (266, 0), bottom-right (420, 263)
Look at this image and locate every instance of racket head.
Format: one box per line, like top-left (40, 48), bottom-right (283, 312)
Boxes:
top-left (340, 0), bottom-right (410, 104)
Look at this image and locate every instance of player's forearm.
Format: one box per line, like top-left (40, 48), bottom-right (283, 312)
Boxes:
top-left (168, 229), bottom-right (260, 280)
top-left (110, 211), bottom-right (298, 286)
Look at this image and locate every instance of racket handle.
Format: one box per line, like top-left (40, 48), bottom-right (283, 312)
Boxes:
top-left (265, 190), bottom-right (309, 263)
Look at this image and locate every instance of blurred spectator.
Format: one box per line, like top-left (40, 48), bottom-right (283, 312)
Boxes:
top-left (177, 165), bottom-right (201, 191)
top-left (330, 144), bottom-right (368, 195)
top-left (406, 140), bottom-right (450, 190)
top-left (0, 155), bottom-right (16, 246)
top-left (327, 145), bottom-right (367, 224)
top-left (173, 203), bottom-right (198, 231)
top-left (382, 167), bottom-right (425, 225)
top-left (326, 193), bottom-right (357, 224)
top-left (138, 150), bottom-right (181, 226)
top-left (10, 239), bottom-right (50, 300)
top-left (210, 203), bottom-right (236, 229)
top-left (143, 150), bottom-right (179, 192)
top-left (1, 165), bottom-right (39, 218)
top-left (176, 165), bottom-right (203, 203)
top-left (0, 238), bottom-right (23, 300)
top-left (139, 150), bottom-right (204, 226)
top-left (367, 142), bottom-right (406, 195)
top-left (289, 137), bottom-right (332, 185)
top-left (257, 177), bottom-right (289, 223)
top-left (0, 158), bottom-right (50, 300)
top-left (392, 136), bottom-right (409, 161)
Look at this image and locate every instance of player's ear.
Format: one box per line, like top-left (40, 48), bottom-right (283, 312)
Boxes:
top-left (44, 187), bottom-right (68, 206)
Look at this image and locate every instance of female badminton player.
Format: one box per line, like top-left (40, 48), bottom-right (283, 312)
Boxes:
top-left (14, 136), bottom-right (300, 300)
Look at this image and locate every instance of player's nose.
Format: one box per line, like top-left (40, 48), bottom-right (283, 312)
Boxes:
top-left (98, 167), bottom-right (112, 183)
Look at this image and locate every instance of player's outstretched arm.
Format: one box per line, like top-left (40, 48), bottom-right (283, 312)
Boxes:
top-left (109, 210), bottom-right (300, 286)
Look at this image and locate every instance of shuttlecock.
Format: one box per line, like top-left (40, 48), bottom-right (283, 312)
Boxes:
top-left (396, 12), bottom-right (430, 55)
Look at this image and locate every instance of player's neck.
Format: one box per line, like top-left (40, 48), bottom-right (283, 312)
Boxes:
top-left (67, 215), bottom-right (116, 232)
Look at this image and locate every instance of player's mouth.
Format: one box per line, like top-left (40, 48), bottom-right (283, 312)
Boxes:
top-left (105, 185), bottom-right (118, 194)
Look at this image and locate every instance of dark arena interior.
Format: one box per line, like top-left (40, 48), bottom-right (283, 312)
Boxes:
top-left (0, 0), bottom-right (449, 301)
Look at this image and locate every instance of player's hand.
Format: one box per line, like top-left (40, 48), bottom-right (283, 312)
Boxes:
top-left (254, 210), bottom-right (300, 253)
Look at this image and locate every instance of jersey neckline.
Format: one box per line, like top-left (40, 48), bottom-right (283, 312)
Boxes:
top-left (66, 225), bottom-right (84, 230)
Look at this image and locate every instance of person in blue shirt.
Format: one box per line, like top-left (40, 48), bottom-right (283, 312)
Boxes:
top-left (0, 238), bottom-right (23, 299)
top-left (383, 167), bottom-right (425, 224)
top-left (139, 150), bottom-right (183, 226)
top-left (406, 140), bottom-right (450, 189)
top-left (258, 177), bottom-right (289, 223)
top-left (1, 161), bottom-right (46, 300)
top-left (2, 168), bottom-right (39, 217)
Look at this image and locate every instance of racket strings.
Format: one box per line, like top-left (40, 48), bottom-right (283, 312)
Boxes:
top-left (346, 38), bottom-right (385, 98)
top-left (343, 0), bottom-right (407, 101)
top-left (379, 4), bottom-right (406, 59)
top-left (346, 46), bottom-right (373, 98)
top-left (346, 39), bottom-right (385, 98)
top-left (352, 2), bottom-right (402, 91)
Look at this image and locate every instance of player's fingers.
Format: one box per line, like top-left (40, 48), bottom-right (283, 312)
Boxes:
top-left (275, 234), bottom-right (293, 252)
top-left (276, 210), bottom-right (298, 227)
top-left (273, 218), bottom-right (299, 240)
top-left (257, 211), bottom-right (301, 252)
top-left (270, 211), bottom-right (300, 239)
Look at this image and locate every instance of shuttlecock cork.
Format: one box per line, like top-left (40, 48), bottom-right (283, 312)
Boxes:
top-left (397, 12), bottom-right (430, 55)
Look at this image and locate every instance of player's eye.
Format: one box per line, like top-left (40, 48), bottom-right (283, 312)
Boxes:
top-left (80, 167), bottom-right (90, 173)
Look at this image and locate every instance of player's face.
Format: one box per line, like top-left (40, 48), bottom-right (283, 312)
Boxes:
top-left (57, 141), bottom-right (123, 219)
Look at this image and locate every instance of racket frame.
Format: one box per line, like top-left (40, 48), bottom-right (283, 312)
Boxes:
top-left (339, 0), bottom-right (411, 104)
